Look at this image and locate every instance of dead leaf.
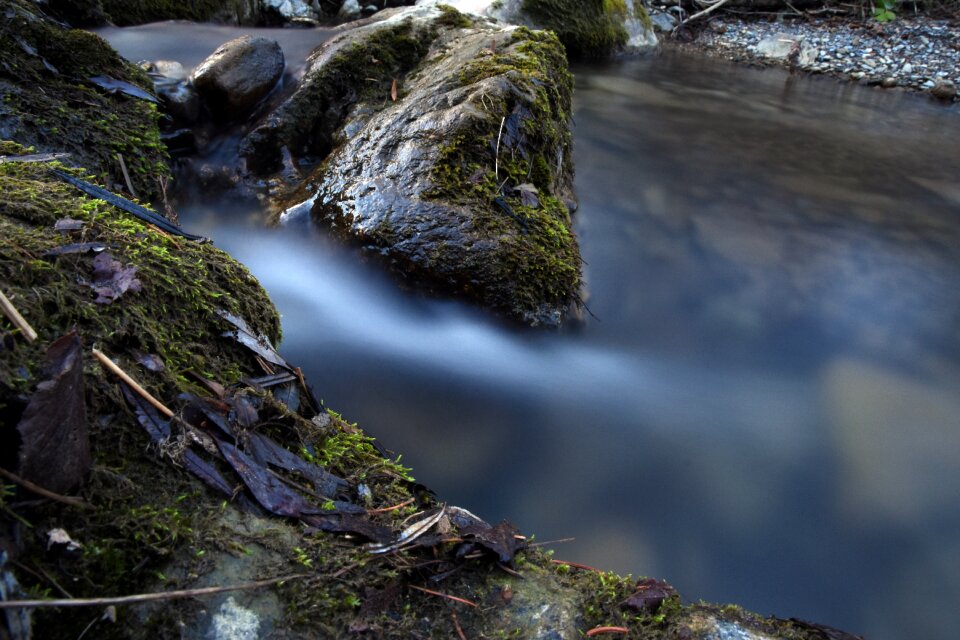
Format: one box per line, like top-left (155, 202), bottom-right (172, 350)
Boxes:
top-left (43, 242), bottom-right (108, 257)
top-left (132, 350), bottom-right (165, 372)
top-left (513, 183), bottom-right (539, 208)
top-left (391, 78), bottom-right (398, 102)
top-left (89, 252), bottom-right (142, 304)
top-left (458, 520), bottom-right (524, 564)
top-left (88, 75), bottom-right (159, 103)
top-left (182, 450), bottom-right (235, 497)
top-left (17, 331), bottom-right (90, 493)
top-left (218, 310), bottom-right (288, 369)
top-left (303, 513), bottom-right (393, 544)
top-left (621, 578), bottom-right (676, 613)
top-left (245, 432), bottom-right (347, 498)
top-left (366, 507), bottom-right (447, 554)
top-left (217, 440), bottom-right (316, 517)
top-left (231, 393), bottom-right (259, 428)
top-left (120, 382), bottom-right (171, 443)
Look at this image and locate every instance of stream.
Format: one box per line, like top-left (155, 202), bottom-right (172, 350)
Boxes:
top-left (98, 24), bottom-right (960, 640)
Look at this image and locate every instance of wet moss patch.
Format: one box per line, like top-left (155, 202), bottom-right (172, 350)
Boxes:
top-left (0, 0), bottom-right (169, 199)
top-left (427, 27), bottom-right (581, 323)
top-left (241, 19), bottom-right (437, 174)
top-left (521, 0), bottom-right (630, 59)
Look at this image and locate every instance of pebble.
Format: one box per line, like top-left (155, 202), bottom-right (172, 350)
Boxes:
top-left (670, 13), bottom-right (960, 101)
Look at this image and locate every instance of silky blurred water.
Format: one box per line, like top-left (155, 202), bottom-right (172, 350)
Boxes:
top-left (97, 24), bottom-right (960, 639)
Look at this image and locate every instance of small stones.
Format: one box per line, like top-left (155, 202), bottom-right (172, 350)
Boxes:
top-left (677, 16), bottom-right (959, 102)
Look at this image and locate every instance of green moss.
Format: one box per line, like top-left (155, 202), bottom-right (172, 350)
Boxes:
top-left (242, 20), bottom-right (436, 173)
top-left (521, 0), bottom-right (629, 59)
top-left (436, 4), bottom-right (474, 28)
top-left (0, 0), bottom-right (169, 199)
top-left (427, 28), bottom-right (581, 322)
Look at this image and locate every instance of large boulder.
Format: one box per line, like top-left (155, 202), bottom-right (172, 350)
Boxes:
top-left (191, 36), bottom-right (285, 121)
top-left (242, 7), bottom-right (581, 326)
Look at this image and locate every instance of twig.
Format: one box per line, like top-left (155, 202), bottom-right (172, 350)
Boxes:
top-left (0, 466), bottom-right (88, 509)
top-left (586, 627), bottom-right (629, 637)
top-left (452, 611), bottom-right (468, 640)
top-left (409, 584), bottom-right (477, 608)
top-left (0, 574), bottom-right (308, 610)
top-left (680, 0), bottom-right (733, 25)
top-left (0, 290), bottom-right (37, 342)
top-left (116, 153), bottom-right (136, 198)
top-left (366, 497), bottom-right (415, 514)
top-left (550, 559), bottom-right (603, 573)
top-left (92, 348), bottom-right (174, 418)
top-left (528, 537), bottom-right (576, 548)
top-left (494, 116), bottom-right (505, 179)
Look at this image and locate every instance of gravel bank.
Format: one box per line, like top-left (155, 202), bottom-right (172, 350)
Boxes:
top-left (658, 10), bottom-right (960, 101)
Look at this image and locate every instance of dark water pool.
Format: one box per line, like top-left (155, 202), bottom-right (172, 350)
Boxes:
top-left (99, 25), bottom-right (960, 639)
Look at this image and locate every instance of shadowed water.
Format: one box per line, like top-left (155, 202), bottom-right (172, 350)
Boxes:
top-left (96, 24), bottom-right (960, 640)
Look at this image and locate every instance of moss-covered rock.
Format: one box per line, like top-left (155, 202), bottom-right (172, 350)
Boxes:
top-left (520, 0), bottom-right (630, 59)
top-left (0, 0), bottom-right (170, 200)
top-left (244, 8), bottom-right (582, 326)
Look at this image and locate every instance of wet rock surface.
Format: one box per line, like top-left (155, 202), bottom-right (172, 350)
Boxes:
top-left (246, 8), bottom-right (582, 325)
top-left (190, 35), bottom-right (285, 120)
top-left (671, 13), bottom-right (960, 101)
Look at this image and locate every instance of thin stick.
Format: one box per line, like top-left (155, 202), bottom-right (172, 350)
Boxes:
top-left (0, 290), bottom-right (37, 342)
top-left (550, 559), bottom-right (603, 573)
top-left (528, 537), bottom-right (576, 548)
top-left (494, 116), bottom-right (505, 179)
top-left (586, 627), bottom-right (629, 637)
top-left (116, 153), bottom-right (136, 198)
top-left (408, 585), bottom-right (477, 608)
top-left (92, 348), bottom-right (174, 418)
top-left (452, 611), bottom-right (468, 640)
top-left (0, 574), bottom-right (308, 610)
top-left (0, 466), bottom-right (87, 509)
top-left (681, 0), bottom-right (733, 25)
top-left (367, 497), bottom-right (415, 514)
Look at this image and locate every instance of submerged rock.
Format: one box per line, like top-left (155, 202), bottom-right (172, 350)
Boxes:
top-left (191, 35), bottom-right (285, 120)
top-left (244, 7), bottom-right (582, 325)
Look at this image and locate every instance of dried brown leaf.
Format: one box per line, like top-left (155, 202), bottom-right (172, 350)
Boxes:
top-left (17, 331), bottom-right (90, 493)
top-left (621, 578), bottom-right (676, 613)
top-left (89, 252), bottom-right (142, 304)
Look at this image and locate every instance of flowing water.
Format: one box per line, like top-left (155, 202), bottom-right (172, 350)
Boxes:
top-left (99, 25), bottom-right (960, 640)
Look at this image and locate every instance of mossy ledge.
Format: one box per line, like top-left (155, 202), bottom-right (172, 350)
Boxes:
top-left (0, 0), bottom-right (170, 199)
top-left (1, 4), bottom-right (859, 638)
